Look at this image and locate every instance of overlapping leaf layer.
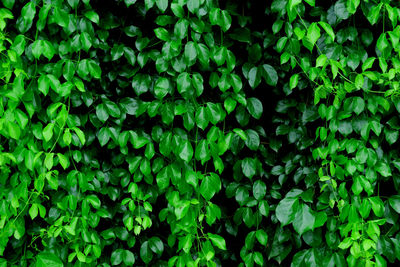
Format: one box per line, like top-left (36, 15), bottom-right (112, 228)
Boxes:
top-left (1, 0), bottom-right (400, 266)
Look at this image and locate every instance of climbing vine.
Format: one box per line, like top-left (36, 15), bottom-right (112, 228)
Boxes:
top-left (1, 0), bottom-right (400, 266)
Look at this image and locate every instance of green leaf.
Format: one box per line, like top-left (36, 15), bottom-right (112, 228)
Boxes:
top-left (156, 0), bottom-right (168, 12)
top-left (122, 250), bottom-right (135, 265)
top-left (111, 45), bottom-right (124, 61)
top-left (256, 229), bottom-right (268, 246)
top-left (304, 0), bottom-right (315, 6)
top-left (57, 153), bottom-right (69, 170)
top-left (234, 128), bottom-right (247, 141)
top-left (318, 21), bottom-right (335, 41)
top-left (88, 60), bottom-right (101, 79)
top-left (149, 237), bottom-right (164, 255)
top-left (37, 5), bottom-right (51, 31)
top-left (63, 129), bottom-right (72, 145)
top-left (262, 64), bottom-right (278, 86)
top-left (177, 72), bottom-right (191, 95)
top-left (206, 102), bottom-right (223, 125)
top-left (44, 153), bottom-right (54, 170)
top-left (111, 249), bottom-right (123, 266)
top-left (213, 46), bottom-right (226, 66)
top-left (174, 18), bottom-right (189, 39)
top-left (104, 100), bottom-right (121, 118)
top-left (192, 73), bottom-right (204, 96)
top-left (171, 3), bottom-right (184, 17)
top-left (72, 78), bottom-right (84, 93)
top-left (140, 242), bottom-right (153, 264)
top-left (98, 127), bottom-right (111, 146)
top-left (288, 0), bottom-right (302, 11)
top-left (242, 157), bottom-right (256, 178)
top-left (63, 60), bottom-right (76, 81)
top-left (248, 67), bottom-right (261, 89)
top-left (84, 10), bottom-right (99, 24)
top-left (276, 191), bottom-right (301, 226)
top-left (347, 0), bottom-right (360, 14)
top-left (224, 97), bottom-right (237, 114)
top-left (154, 77), bottom-right (170, 99)
top-left (42, 41), bottom-right (55, 60)
top-left (376, 33), bottom-right (389, 54)
top-left (124, 47), bottom-right (136, 66)
top-left (209, 8), bottom-right (221, 26)
top-left (67, 0), bottom-right (79, 8)
top-left (367, 4), bottom-right (382, 25)
top-left (178, 140), bottom-right (193, 163)
top-left (362, 57), bottom-right (376, 71)
top-left (196, 107), bottom-right (209, 130)
top-left (184, 41), bottom-right (197, 64)
top-left (195, 139), bottom-right (210, 164)
top-left (196, 43), bottom-right (210, 66)
top-left (306, 23), bottom-right (321, 50)
top-left (355, 74), bottom-right (364, 89)
top-left (156, 167), bottom-right (169, 190)
top-left (208, 234), bottom-right (227, 250)
top-left (38, 74), bottom-right (50, 96)
top-left (2, 0), bottom-right (14, 9)
top-left (15, 109), bottom-right (28, 129)
top-left (154, 27), bottom-right (169, 41)
top-left (389, 195), bottom-right (400, 213)
top-left (335, 0), bottom-right (350, 20)
top-left (220, 10), bottom-right (232, 32)
top-left (43, 123), bottom-right (54, 142)
top-left (11, 35), bottom-right (26, 56)
top-left (17, 2), bottom-right (36, 33)
top-left (375, 161), bottom-right (391, 177)
top-left (29, 203), bottom-right (38, 219)
top-left (32, 40), bottom-right (43, 59)
top-left (36, 252), bottom-right (63, 267)
top-left (253, 180), bottom-right (266, 200)
top-left (200, 174), bottom-right (221, 200)
top-left (96, 104), bottom-right (109, 123)
top-left (247, 97), bottom-right (263, 119)
top-left (385, 128), bottom-right (399, 145)
top-left (244, 129), bottom-right (260, 151)
top-left (369, 197), bottom-right (384, 217)
top-left (187, 0), bottom-right (200, 13)
top-left (293, 204), bottom-right (315, 235)
top-left (254, 252), bottom-right (264, 266)
top-left (356, 147), bottom-right (368, 164)
top-left (370, 120), bottom-right (382, 136)
top-left (86, 195), bottom-right (101, 209)
top-left (289, 73), bottom-right (299, 90)
top-left (72, 127), bottom-right (86, 145)
top-left (338, 237), bottom-right (353, 249)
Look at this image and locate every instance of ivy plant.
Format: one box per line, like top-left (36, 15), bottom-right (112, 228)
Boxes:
top-left (1, 0), bottom-right (400, 266)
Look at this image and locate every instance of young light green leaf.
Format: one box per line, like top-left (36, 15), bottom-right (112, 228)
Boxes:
top-left (318, 21), bottom-right (335, 41)
top-left (72, 127), bottom-right (86, 145)
top-left (306, 23), bottom-right (321, 50)
top-left (208, 234), bottom-right (227, 250)
top-left (84, 10), bottom-right (99, 24)
top-left (57, 153), bottom-right (69, 170)
top-left (42, 123), bottom-right (54, 142)
top-left (36, 253), bottom-right (63, 267)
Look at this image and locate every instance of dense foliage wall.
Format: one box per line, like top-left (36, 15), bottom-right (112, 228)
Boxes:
top-left (1, 0), bottom-right (400, 266)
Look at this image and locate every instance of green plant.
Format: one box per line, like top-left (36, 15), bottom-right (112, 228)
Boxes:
top-left (1, 0), bottom-right (400, 266)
